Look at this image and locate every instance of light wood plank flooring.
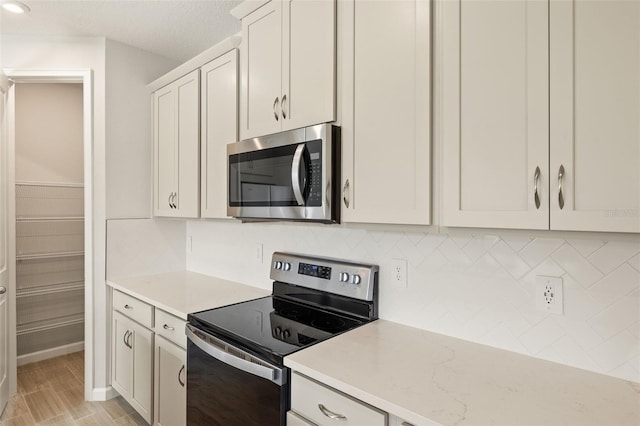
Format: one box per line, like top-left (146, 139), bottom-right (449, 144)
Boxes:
top-left (0, 352), bottom-right (146, 425)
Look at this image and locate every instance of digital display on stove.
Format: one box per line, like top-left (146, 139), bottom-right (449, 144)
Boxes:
top-left (298, 262), bottom-right (331, 279)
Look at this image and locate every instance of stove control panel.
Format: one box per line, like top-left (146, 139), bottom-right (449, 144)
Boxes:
top-left (270, 252), bottom-right (379, 302)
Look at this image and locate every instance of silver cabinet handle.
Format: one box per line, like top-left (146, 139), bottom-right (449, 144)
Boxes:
top-left (401, 422), bottom-right (415, 426)
top-left (124, 304), bottom-right (133, 310)
top-left (178, 365), bottom-right (185, 387)
top-left (0, 286), bottom-right (6, 295)
top-left (533, 166), bottom-right (541, 210)
top-left (123, 330), bottom-right (129, 348)
top-left (291, 144), bottom-right (307, 206)
top-left (342, 179), bottom-right (350, 208)
top-left (318, 404), bottom-right (347, 421)
top-left (281, 94), bottom-right (287, 119)
top-left (170, 192), bottom-right (177, 209)
top-left (168, 193), bottom-right (172, 208)
top-left (124, 330), bottom-right (132, 349)
top-left (163, 324), bottom-right (174, 331)
top-left (273, 96), bottom-right (280, 121)
top-left (558, 165), bottom-right (565, 209)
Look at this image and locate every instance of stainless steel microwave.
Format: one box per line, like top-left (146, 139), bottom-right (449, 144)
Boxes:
top-left (227, 124), bottom-right (340, 223)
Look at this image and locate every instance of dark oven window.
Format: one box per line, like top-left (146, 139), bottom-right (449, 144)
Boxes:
top-left (187, 340), bottom-right (288, 426)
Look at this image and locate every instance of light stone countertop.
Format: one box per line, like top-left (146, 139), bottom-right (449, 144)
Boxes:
top-left (106, 271), bottom-right (270, 319)
top-left (285, 320), bottom-right (640, 426)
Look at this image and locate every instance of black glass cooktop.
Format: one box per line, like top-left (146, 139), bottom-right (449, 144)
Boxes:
top-left (188, 296), bottom-right (365, 364)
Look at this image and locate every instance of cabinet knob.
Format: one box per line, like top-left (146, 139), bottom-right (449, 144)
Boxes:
top-left (163, 324), bottom-right (175, 331)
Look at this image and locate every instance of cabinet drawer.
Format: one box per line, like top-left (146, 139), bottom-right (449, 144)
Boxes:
top-left (155, 308), bottom-right (187, 349)
top-left (291, 373), bottom-right (386, 426)
top-left (113, 290), bottom-right (153, 328)
top-left (287, 411), bottom-right (317, 426)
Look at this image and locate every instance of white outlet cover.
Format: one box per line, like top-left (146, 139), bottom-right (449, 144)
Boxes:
top-left (390, 258), bottom-right (408, 289)
top-left (535, 275), bottom-right (563, 315)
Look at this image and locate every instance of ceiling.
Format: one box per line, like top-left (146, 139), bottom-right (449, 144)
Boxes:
top-left (0, 0), bottom-right (243, 62)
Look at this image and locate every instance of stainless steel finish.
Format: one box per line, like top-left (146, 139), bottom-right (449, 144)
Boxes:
top-left (291, 143), bottom-right (307, 206)
top-left (0, 286), bottom-right (6, 295)
top-left (273, 96), bottom-right (279, 121)
top-left (342, 179), bottom-right (349, 208)
top-left (270, 252), bottom-right (378, 302)
top-left (534, 166), bottom-right (541, 210)
top-left (178, 365), bottom-right (185, 387)
top-left (227, 123), bottom-right (336, 222)
top-left (558, 165), bottom-right (565, 209)
top-left (318, 404), bottom-right (347, 421)
top-left (163, 324), bottom-right (174, 331)
top-left (124, 304), bottom-right (133, 310)
top-left (186, 324), bottom-right (284, 386)
top-left (282, 94), bottom-right (287, 119)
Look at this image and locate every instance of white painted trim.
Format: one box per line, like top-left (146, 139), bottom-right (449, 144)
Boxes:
top-left (17, 342), bottom-right (84, 366)
top-left (4, 68), bottom-right (96, 402)
top-left (91, 386), bottom-right (119, 401)
top-left (146, 34), bottom-right (241, 93)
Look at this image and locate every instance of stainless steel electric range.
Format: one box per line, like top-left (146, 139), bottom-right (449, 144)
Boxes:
top-left (185, 252), bottom-right (379, 426)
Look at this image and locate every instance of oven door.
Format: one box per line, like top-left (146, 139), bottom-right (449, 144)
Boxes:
top-left (186, 324), bottom-right (289, 426)
top-left (227, 124), bottom-right (336, 222)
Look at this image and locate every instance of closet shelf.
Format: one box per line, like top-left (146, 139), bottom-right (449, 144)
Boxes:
top-left (16, 217), bottom-right (85, 222)
top-left (17, 314), bottom-right (84, 335)
top-left (17, 251), bottom-right (85, 261)
top-left (16, 282), bottom-right (85, 298)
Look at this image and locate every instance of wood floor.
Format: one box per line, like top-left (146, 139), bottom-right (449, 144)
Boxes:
top-left (0, 352), bottom-right (146, 425)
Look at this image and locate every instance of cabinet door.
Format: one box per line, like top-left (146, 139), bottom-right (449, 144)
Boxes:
top-left (112, 312), bottom-right (133, 399)
top-left (441, 0), bottom-right (549, 229)
top-left (154, 336), bottom-right (186, 426)
top-left (340, 0), bottom-right (431, 225)
top-left (153, 84), bottom-right (176, 217)
top-left (130, 319), bottom-right (154, 424)
top-left (175, 70), bottom-right (200, 218)
top-left (550, 0), bottom-right (640, 233)
top-left (281, 0), bottom-right (336, 131)
top-left (201, 50), bottom-right (238, 219)
top-left (240, 1), bottom-right (283, 139)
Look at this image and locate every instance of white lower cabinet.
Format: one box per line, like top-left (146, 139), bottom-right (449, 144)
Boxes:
top-left (154, 335), bottom-right (186, 426)
top-left (287, 411), bottom-right (317, 426)
top-left (112, 311), bottom-right (154, 424)
top-left (290, 373), bottom-right (386, 426)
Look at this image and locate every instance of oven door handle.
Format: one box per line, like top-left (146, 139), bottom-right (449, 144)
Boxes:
top-left (186, 324), bottom-right (284, 385)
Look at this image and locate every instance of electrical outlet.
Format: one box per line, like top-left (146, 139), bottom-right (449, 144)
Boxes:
top-left (255, 243), bottom-right (263, 264)
top-left (391, 259), bottom-right (408, 288)
top-left (536, 276), bottom-right (563, 315)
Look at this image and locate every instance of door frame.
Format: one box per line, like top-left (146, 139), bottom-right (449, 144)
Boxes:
top-left (3, 69), bottom-right (95, 401)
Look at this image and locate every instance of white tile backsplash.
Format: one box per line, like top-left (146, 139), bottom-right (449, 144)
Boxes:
top-left (185, 220), bottom-right (640, 383)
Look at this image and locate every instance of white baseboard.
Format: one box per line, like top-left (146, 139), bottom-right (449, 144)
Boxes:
top-left (17, 341), bottom-right (84, 366)
top-left (90, 386), bottom-right (119, 401)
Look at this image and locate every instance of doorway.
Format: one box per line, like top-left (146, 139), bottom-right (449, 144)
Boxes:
top-left (2, 69), bottom-right (95, 407)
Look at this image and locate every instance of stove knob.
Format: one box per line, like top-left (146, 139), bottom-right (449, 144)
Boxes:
top-left (350, 274), bottom-right (362, 285)
top-left (339, 272), bottom-right (350, 283)
top-left (275, 327), bottom-right (282, 336)
top-left (282, 329), bottom-right (291, 339)
top-left (283, 262), bottom-right (292, 271)
top-left (274, 261), bottom-right (283, 270)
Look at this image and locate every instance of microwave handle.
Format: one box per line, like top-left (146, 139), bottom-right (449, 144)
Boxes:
top-left (291, 143), bottom-right (307, 206)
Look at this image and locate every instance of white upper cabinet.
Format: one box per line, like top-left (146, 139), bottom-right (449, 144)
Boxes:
top-left (153, 69), bottom-right (200, 218)
top-left (550, 0), bottom-right (640, 233)
top-left (340, 0), bottom-right (431, 225)
top-left (442, 0), bottom-right (639, 233)
top-left (201, 50), bottom-right (238, 219)
top-left (239, 0), bottom-right (336, 140)
top-left (441, 0), bottom-right (549, 230)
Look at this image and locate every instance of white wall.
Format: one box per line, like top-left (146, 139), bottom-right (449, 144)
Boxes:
top-left (105, 40), bottom-right (178, 220)
top-left (106, 218), bottom-right (186, 280)
top-left (187, 220), bottom-right (640, 384)
top-left (15, 83), bottom-right (84, 184)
